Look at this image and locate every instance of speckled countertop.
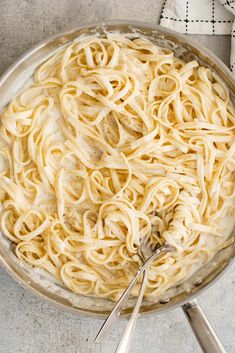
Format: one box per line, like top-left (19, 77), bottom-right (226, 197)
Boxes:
top-left (0, 1), bottom-right (234, 353)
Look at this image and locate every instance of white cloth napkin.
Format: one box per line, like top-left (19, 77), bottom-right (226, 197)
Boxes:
top-left (160, 0), bottom-right (235, 76)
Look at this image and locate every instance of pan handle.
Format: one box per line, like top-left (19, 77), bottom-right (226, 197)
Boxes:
top-left (182, 300), bottom-right (226, 353)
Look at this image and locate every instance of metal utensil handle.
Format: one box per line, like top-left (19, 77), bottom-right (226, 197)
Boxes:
top-left (95, 250), bottom-right (162, 343)
top-left (115, 270), bottom-right (148, 353)
top-left (182, 300), bottom-right (226, 353)
top-left (94, 266), bottom-right (142, 343)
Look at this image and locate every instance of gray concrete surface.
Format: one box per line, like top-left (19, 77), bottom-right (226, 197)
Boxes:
top-left (0, 1), bottom-right (234, 353)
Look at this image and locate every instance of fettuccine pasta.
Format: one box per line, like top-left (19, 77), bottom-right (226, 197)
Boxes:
top-left (0, 34), bottom-right (234, 301)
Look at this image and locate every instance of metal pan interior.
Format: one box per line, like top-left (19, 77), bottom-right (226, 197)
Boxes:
top-left (0, 20), bottom-right (234, 318)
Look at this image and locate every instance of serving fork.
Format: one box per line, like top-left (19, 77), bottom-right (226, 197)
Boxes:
top-left (95, 238), bottom-right (174, 353)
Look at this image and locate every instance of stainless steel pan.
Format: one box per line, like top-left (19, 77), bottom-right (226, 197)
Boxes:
top-left (0, 20), bottom-right (234, 353)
